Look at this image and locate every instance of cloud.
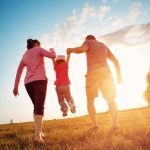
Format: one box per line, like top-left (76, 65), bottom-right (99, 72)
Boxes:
top-left (111, 16), bottom-right (124, 27)
top-left (98, 6), bottom-right (111, 19)
top-left (40, 2), bottom-right (147, 52)
top-left (128, 2), bottom-right (141, 20)
top-left (80, 3), bottom-right (94, 25)
top-left (40, 3), bottom-right (111, 50)
top-left (89, 5), bottom-right (111, 20)
top-left (98, 22), bottom-right (150, 47)
top-left (40, 9), bottom-right (79, 49)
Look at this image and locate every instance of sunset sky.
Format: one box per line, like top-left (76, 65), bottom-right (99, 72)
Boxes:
top-left (0, 0), bottom-right (150, 124)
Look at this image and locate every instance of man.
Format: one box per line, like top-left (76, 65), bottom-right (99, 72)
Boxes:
top-left (67, 35), bottom-right (122, 129)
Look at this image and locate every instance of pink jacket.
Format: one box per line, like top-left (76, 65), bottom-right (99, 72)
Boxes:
top-left (14, 47), bottom-right (56, 89)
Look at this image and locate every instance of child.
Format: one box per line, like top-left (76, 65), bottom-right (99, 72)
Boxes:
top-left (51, 50), bottom-right (76, 117)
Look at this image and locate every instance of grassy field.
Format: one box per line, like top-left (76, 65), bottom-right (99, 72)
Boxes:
top-left (0, 107), bottom-right (150, 150)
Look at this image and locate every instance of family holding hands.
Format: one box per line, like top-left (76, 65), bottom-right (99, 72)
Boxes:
top-left (13, 35), bottom-right (122, 143)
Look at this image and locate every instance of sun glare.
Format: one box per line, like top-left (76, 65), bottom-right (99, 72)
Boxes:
top-left (114, 47), bottom-right (148, 110)
top-left (43, 44), bottom-right (149, 119)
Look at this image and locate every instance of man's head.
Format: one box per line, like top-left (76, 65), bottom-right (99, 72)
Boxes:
top-left (85, 35), bottom-right (96, 41)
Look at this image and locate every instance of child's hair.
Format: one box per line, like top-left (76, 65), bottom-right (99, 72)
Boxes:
top-left (55, 59), bottom-right (65, 64)
top-left (55, 55), bottom-right (66, 64)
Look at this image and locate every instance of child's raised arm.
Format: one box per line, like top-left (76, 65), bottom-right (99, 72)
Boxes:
top-left (66, 54), bottom-right (70, 63)
top-left (52, 58), bottom-right (55, 65)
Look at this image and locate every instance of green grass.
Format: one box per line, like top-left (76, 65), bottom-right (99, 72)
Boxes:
top-left (0, 107), bottom-right (150, 150)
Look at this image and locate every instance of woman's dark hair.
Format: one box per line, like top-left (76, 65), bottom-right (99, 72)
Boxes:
top-left (85, 35), bottom-right (96, 40)
top-left (27, 39), bottom-right (34, 49)
top-left (27, 39), bottom-right (40, 49)
top-left (33, 39), bottom-right (40, 46)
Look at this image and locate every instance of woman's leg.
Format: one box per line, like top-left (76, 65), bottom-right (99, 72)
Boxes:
top-left (25, 80), bottom-right (47, 142)
top-left (33, 80), bottom-right (47, 142)
top-left (25, 83), bottom-right (36, 113)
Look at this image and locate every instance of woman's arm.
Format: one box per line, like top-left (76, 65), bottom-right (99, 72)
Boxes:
top-left (13, 60), bottom-right (25, 96)
top-left (39, 48), bottom-right (56, 59)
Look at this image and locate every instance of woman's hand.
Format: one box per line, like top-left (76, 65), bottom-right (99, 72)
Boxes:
top-left (49, 48), bottom-right (56, 58)
top-left (13, 88), bottom-right (19, 97)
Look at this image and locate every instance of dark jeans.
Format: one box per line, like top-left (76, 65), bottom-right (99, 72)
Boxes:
top-left (25, 80), bottom-right (47, 116)
top-left (55, 85), bottom-right (74, 111)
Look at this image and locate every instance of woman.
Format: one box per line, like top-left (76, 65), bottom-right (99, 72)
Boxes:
top-left (13, 39), bottom-right (56, 143)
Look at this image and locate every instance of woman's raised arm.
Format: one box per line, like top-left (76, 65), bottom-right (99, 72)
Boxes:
top-left (39, 48), bottom-right (56, 59)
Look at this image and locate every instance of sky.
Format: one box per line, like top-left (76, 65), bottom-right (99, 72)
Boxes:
top-left (0, 0), bottom-right (150, 124)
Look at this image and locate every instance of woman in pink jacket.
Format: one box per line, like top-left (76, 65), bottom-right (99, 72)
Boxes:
top-left (13, 39), bottom-right (56, 143)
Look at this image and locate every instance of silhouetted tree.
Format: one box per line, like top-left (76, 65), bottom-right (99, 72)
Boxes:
top-left (144, 67), bottom-right (150, 105)
top-left (10, 119), bottom-right (13, 124)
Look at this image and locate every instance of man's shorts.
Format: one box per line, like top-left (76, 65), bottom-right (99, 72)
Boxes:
top-left (86, 67), bottom-right (117, 101)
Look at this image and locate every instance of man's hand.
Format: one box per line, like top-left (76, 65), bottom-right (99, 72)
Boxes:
top-left (117, 74), bottom-right (123, 84)
top-left (13, 88), bottom-right (19, 97)
top-left (66, 48), bottom-right (72, 55)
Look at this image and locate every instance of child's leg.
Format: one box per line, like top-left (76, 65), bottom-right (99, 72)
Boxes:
top-left (56, 86), bottom-right (68, 116)
top-left (64, 85), bottom-right (76, 113)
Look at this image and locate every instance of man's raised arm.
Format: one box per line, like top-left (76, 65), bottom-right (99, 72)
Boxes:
top-left (67, 45), bottom-right (88, 55)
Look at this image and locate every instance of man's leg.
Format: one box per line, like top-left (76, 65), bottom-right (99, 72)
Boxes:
top-left (107, 99), bottom-right (118, 129)
top-left (86, 73), bottom-right (99, 128)
top-left (101, 68), bottom-right (118, 129)
top-left (87, 97), bottom-right (97, 128)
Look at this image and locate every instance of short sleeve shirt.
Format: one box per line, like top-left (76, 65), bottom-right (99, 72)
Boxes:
top-left (54, 63), bottom-right (70, 86)
top-left (82, 40), bottom-right (109, 73)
